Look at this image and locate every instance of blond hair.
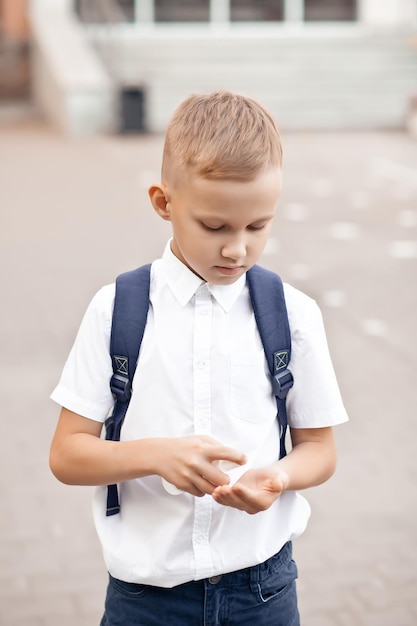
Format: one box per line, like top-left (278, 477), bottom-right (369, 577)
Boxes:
top-left (162, 91), bottom-right (282, 184)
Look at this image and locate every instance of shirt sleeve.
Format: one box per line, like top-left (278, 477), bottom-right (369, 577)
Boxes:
top-left (50, 284), bottom-right (116, 422)
top-left (284, 284), bottom-right (349, 429)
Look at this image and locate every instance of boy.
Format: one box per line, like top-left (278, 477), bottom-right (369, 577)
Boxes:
top-left (50, 91), bottom-right (348, 625)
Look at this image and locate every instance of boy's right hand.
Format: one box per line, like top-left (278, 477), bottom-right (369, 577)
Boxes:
top-left (154, 435), bottom-right (247, 497)
top-left (50, 409), bottom-right (246, 492)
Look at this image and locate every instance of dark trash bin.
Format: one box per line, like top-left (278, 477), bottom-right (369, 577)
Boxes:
top-left (120, 87), bottom-right (146, 133)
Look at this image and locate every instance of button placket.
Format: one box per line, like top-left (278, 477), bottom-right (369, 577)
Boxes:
top-left (192, 285), bottom-right (214, 579)
top-left (193, 285), bottom-right (212, 437)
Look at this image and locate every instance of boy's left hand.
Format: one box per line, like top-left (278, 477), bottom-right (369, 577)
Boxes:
top-left (211, 464), bottom-right (289, 515)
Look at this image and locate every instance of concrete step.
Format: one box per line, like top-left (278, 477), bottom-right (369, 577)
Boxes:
top-left (88, 28), bottom-right (417, 130)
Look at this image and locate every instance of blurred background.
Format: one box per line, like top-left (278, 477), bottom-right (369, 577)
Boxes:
top-left (2, 0), bottom-right (417, 134)
top-left (1, 1), bottom-right (417, 625)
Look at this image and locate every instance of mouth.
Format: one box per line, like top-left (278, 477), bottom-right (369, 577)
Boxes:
top-left (215, 266), bottom-right (243, 276)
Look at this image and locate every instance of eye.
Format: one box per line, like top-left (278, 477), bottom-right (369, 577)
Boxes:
top-left (247, 224), bottom-right (266, 232)
top-left (201, 222), bottom-right (223, 231)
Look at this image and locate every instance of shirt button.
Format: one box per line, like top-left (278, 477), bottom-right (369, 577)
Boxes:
top-left (197, 360), bottom-right (206, 368)
top-left (208, 575), bottom-right (222, 585)
top-left (199, 308), bottom-right (208, 316)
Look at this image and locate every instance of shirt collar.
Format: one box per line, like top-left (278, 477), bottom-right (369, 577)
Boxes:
top-left (160, 241), bottom-right (246, 312)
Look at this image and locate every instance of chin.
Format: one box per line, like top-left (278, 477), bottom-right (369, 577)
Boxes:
top-left (212, 274), bottom-right (244, 285)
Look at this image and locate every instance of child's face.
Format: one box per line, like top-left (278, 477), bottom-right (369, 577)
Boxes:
top-left (151, 166), bottom-right (281, 285)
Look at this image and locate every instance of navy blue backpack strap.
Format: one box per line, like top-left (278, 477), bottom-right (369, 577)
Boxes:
top-left (105, 263), bottom-right (151, 516)
top-left (247, 265), bottom-right (293, 459)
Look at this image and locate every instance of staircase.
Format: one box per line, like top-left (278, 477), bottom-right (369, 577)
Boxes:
top-left (88, 25), bottom-right (417, 131)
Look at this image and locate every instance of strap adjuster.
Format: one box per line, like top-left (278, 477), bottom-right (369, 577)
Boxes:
top-left (110, 373), bottom-right (132, 403)
top-left (272, 369), bottom-right (293, 400)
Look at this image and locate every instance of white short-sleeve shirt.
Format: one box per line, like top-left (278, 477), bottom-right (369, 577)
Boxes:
top-left (51, 242), bottom-right (348, 587)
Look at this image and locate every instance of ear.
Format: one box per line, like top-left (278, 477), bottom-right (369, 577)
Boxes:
top-left (149, 184), bottom-right (171, 221)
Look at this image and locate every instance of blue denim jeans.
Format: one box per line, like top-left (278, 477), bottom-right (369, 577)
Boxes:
top-left (100, 541), bottom-right (299, 626)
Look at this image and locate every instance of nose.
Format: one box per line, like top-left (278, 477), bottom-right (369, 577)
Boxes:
top-left (221, 233), bottom-right (247, 261)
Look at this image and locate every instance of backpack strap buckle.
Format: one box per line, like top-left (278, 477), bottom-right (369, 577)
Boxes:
top-left (110, 373), bottom-right (132, 403)
top-left (272, 369), bottom-right (294, 400)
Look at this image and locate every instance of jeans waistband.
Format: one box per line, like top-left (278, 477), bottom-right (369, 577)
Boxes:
top-left (206, 541), bottom-right (292, 587)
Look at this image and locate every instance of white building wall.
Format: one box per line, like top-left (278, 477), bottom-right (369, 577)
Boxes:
top-left (360, 0), bottom-right (417, 27)
top-left (89, 23), bottom-right (417, 132)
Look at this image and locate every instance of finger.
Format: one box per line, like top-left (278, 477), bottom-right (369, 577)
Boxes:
top-left (213, 483), bottom-right (269, 514)
top-left (212, 483), bottom-right (245, 504)
top-left (198, 457), bottom-right (245, 489)
top-left (212, 484), bottom-right (232, 498)
top-left (200, 465), bottom-right (232, 489)
top-left (180, 482), bottom-right (205, 497)
top-left (212, 460), bottom-right (241, 472)
top-left (212, 489), bottom-right (251, 512)
top-left (207, 445), bottom-right (247, 467)
top-left (192, 474), bottom-right (225, 496)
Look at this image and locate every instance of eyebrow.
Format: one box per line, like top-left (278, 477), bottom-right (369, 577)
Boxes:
top-left (197, 211), bottom-right (275, 221)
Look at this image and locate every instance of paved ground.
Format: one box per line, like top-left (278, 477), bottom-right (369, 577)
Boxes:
top-left (1, 107), bottom-right (416, 625)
